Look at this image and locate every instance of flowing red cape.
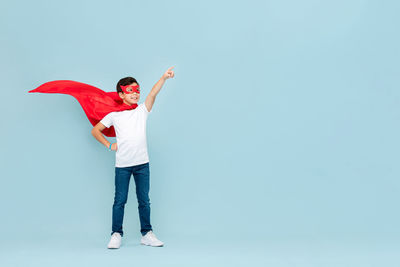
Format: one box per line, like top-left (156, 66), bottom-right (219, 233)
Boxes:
top-left (28, 80), bottom-right (138, 137)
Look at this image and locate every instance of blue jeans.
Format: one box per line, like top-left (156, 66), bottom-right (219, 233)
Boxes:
top-left (111, 162), bottom-right (152, 237)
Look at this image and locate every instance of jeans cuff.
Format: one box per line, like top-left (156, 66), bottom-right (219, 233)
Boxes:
top-left (111, 231), bottom-right (123, 237)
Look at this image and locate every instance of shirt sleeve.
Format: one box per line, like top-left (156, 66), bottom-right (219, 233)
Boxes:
top-left (100, 112), bottom-right (113, 128)
top-left (140, 103), bottom-right (152, 115)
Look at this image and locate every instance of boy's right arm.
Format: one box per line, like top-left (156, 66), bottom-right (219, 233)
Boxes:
top-left (91, 122), bottom-right (117, 151)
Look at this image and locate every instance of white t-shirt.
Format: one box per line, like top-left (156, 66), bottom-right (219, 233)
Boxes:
top-left (100, 103), bottom-right (151, 167)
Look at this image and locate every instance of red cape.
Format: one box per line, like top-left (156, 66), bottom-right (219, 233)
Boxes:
top-left (28, 80), bottom-right (138, 137)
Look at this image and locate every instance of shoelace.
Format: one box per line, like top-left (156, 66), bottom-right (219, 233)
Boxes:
top-left (112, 233), bottom-right (120, 239)
top-left (146, 231), bottom-right (157, 241)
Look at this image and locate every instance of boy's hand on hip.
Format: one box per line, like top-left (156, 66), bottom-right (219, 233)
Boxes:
top-left (162, 66), bottom-right (175, 80)
top-left (111, 143), bottom-right (118, 151)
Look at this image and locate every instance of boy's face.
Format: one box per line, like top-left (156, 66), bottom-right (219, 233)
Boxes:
top-left (119, 82), bottom-right (140, 105)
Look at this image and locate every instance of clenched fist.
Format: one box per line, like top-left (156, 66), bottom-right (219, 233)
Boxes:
top-left (111, 143), bottom-right (118, 151)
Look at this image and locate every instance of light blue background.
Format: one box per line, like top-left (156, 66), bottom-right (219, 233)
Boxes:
top-left (1, 0), bottom-right (399, 266)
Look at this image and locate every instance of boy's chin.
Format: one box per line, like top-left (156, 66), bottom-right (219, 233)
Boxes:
top-left (124, 100), bottom-right (138, 106)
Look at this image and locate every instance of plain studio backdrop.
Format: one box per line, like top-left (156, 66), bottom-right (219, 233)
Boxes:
top-left (1, 0), bottom-right (399, 266)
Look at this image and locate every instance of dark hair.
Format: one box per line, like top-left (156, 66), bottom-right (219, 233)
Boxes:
top-left (116, 77), bottom-right (139, 93)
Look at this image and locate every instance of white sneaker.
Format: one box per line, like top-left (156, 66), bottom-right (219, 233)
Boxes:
top-left (107, 232), bottom-right (122, 249)
top-left (140, 231), bottom-right (164, 247)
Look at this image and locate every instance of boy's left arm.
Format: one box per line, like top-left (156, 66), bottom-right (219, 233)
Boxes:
top-left (145, 66), bottom-right (175, 112)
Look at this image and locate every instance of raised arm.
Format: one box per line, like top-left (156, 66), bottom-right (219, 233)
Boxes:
top-left (145, 66), bottom-right (175, 112)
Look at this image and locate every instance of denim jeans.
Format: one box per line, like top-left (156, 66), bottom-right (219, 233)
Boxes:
top-left (111, 162), bottom-right (152, 237)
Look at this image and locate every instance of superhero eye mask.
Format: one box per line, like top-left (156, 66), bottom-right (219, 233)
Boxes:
top-left (120, 84), bottom-right (140, 94)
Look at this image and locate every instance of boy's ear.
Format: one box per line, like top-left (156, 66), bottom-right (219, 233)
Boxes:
top-left (118, 92), bottom-right (124, 99)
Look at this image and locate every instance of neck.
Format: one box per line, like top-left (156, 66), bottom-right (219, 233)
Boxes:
top-left (123, 100), bottom-right (133, 106)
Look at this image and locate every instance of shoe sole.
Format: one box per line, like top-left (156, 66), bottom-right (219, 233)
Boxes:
top-left (107, 243), bottom-right (121, 249)
top-left (140, 242), bottom-right (164, 247)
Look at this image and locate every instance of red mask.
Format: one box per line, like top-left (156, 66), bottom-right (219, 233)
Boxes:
top-left (120, 84), bottom-right (140, 94)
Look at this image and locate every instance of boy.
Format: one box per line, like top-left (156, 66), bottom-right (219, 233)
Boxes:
top-left (91, 67), bottom-right (175, 249)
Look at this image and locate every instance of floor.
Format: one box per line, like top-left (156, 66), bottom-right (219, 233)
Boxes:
top-left (1, 234), bottom-right (399, 267)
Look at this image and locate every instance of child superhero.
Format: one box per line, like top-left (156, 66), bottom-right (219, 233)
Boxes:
top-left (29, 66), bottom-right (175, 248)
